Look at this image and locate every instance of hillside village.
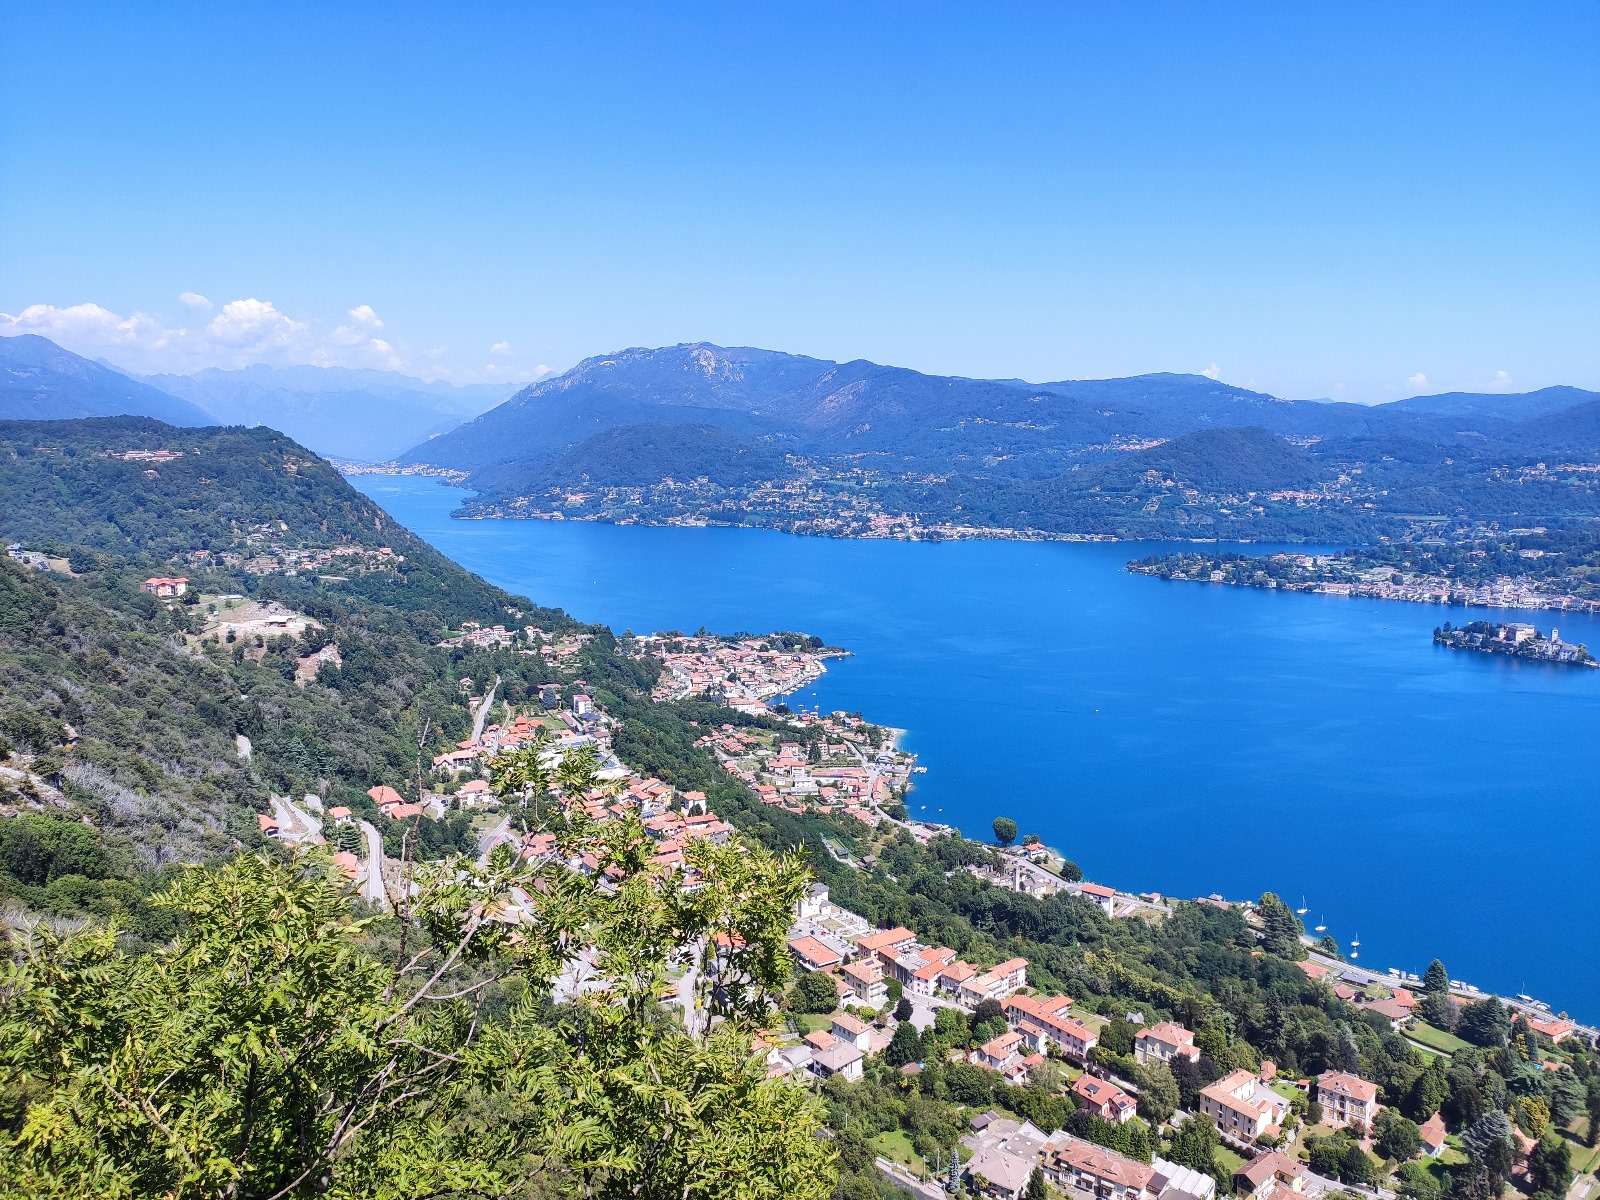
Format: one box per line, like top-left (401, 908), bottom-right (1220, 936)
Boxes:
top-left (248, 626), bottom-right (1599, 1200)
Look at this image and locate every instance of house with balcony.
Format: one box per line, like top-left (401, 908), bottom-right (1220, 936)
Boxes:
top-left (1232, 1152), bottom-right (1308, 1200)
top-left (1135, 1022), bottom-right (1201, 1066)
top-left (1043, 1133), bottom-right (1154, 1200)
top-left (958, 957), bottom-right (1030, 1006)
top-left (1199, 1070), bottom-right (1291, 1144)
top-left (840, 959), bottom-right (889, 1009)
top-left (1073, 1075), bottom-right (1137, 1124)
top-left (1315, 1071), bottom-right (1379, 1130)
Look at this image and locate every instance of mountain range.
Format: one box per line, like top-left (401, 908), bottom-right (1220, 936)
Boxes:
top-left (7, 332), bottom-right (1600, 541)
top-left (0, 334), bottom-right (214, 426)
top-left (145, 364), bottom-right (517, 461)
top-left (0, 335), bottom-right (515, 461)
top-left (394, 342), bottom-right (1600, 541)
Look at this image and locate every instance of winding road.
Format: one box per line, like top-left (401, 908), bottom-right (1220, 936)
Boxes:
top-left (356, 820), bottom-right (389, 911)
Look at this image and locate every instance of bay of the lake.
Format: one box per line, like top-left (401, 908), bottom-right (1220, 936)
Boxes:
top-left (354, 474), bottom-right (1600, 1017)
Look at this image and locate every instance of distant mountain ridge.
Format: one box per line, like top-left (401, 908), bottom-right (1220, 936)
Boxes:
top-left (0, 334), bottom-right (212, 426)
top-left (0, 335), bottom-right (520, 460)
top-left (146, 364), bottom-right (517, 462)
top-left (396, 342), bottom-right (1600, 542)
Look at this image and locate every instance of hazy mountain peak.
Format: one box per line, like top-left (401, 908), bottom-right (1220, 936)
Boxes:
top-left (0, 333), bottom-right (212, 426)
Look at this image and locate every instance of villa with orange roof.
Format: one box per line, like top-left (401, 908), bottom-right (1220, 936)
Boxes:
top-left (1073, 1075), bottom-right (1137, 1124)
top-left (1529, 1015), bottom-right (1577, 1043)
top-left (1419, 1113), bottom-right (1447, 1157)
top-left (840, 959), bottom-right (889, 1008)
top-left (1136, 1022), bottom-right (1201, 1065)
top-left (1200, 1070), bottom-right (1291, 1143)
top-left (1079, 882), bottom-right (1117, 916)
top-left (367, 784), bottom-right (405, 809)
top-left (978, 1030), bottom-right (1024, 1071)
top-left (788, 936), bottom-right (844, 972)
top-left (1316, 1071), bottom-right (1379, 1129)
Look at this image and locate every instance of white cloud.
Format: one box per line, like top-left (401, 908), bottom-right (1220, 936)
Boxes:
top-left (1201, 363), bottom-right (1220, 380)
top-left (0, 296), bottom-right (551, 383)
top-left (1492, 369), bottom-right (1514, 388)
top-left (1406, 372), bottom-right (1428, 388)
top-left (206, 298), bottom-right (308, 352)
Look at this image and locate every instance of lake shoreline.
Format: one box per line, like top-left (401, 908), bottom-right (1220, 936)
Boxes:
top-left (351, 473), bottom-right (1600, 1019)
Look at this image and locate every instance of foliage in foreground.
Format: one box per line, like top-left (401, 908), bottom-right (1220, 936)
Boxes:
top-left (0, 825), bottom-right (834, 1200)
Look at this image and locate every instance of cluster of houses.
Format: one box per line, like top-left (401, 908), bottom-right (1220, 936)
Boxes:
top-left (787, 915), bottom-right (1029, 1015)
top-left (431, 694), bottom-right (616, 783)
top-left (104, 447), bottom-right (184, 463)
top-left (960, 1112), bottom-right (1225, 1200)
top-left (697, 715), bottom-right (916, 825)
top-left (638, 633), bottom-right (833, 709)
top-left (436, 622), bottom-right (591, 655)
top-left (177, 532), bottom-right (407, 581)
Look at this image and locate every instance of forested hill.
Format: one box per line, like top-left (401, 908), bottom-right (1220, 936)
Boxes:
top-left (0, 415), bottom-right (587, 911)
top-left (0, 416), bottom-right (559, 629)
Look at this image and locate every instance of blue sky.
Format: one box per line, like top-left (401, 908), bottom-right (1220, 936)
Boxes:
top-left (2, 2), bottom-right (1596, 400)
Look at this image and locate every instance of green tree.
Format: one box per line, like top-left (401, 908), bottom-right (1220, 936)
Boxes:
top-left (1422, 960), bottom-right (1450, 995)
top-left (0, 827), bottom-right (835, 1200)
top-left (1420, 988), bottom-right (1460, 1031)
top-left (1257, 892), bottom-right (1306, 960)
top-left (1026, 1166), bottom-right (1048, 1200)
top-left (1375, 1109), bottom-right (1423, 1162)
top-left (795, 969), bottom-right (842, 1014)
top-left (1457, 998), bottom-right (1512, 1048)
top-left (1134, 1061), bottom-right (1179, 1126)
top-left (1407, 1058), bottom-right (1449, 1120)
top-left (894, 996), bottom-right (914, 1023)
top-left (1166, 1117), bottom-right (1225, 1190)
top-left (992, 817), bottom-right (1018, 847)
top-left (1340, 1142), bottom-right (1376, 1186)
top-left (0, 815), bottom-right (107, 885)
top-left (1099, 1017), bottom-right (1137, 1058)
top-left (887, 1021), bottom-right (923, 1068)
top-left (1528, 1135), bottom-right (1573, 1198)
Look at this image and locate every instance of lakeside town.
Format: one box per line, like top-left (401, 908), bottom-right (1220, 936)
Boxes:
top-left (255, 624), bottom-right (1599, 1200)
top-left (1128, 551), bottom-right (1600, 615)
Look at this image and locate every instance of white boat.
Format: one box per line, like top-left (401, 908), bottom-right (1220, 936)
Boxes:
top-left (1296, 896), bottom-right (1309, 915)
top-left (1351, 933), bottom-right (1361, 948)
top-left (1314, 916), bottom-right (1327, 933)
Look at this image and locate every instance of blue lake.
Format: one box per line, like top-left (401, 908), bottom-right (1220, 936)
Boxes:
top-left (354, 474), bottom-right (1600, 1018)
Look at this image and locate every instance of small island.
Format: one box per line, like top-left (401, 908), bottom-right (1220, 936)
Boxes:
top-left (1433, 620), bottom-right (1595, 667)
